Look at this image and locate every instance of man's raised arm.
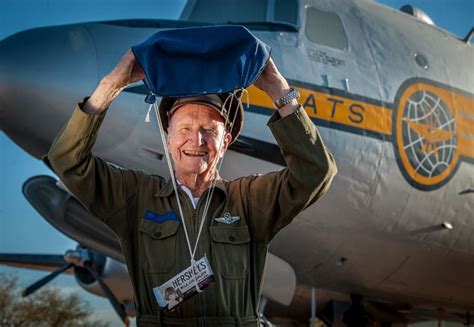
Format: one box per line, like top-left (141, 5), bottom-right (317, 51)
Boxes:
top-left (247, 58), bottom-right (338, 242)
top-left (83, 49), bottom-right (144, 115)
top-left (47, 50), bottom-right (146, 238)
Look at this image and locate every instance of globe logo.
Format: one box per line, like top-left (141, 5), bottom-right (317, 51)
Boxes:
top-left (395, 84), bottom-right (459, 190)
top-left (402, 90), bottom-right (457, 176)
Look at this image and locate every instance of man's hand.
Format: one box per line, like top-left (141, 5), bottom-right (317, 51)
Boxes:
top-left (83, 49), bottom-right (145, 115)
top-left (253, 57), bottom-right (299, 118)
top-left (103, 49), bottom-right (145, 90)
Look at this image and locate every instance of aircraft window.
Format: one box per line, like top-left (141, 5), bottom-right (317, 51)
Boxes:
top-left (305, 7), bottom-right (347, 50)
top-left (184, 0), bottom-right (298, 30)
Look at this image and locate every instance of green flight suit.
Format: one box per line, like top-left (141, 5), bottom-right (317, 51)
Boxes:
top-left (48, 100), bottom-right (337, 326)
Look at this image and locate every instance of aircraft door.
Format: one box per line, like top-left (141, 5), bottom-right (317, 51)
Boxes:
top-left (300, 1), bottom-right (388, 229)
top-left (278, 3), bottom-right (406, 285)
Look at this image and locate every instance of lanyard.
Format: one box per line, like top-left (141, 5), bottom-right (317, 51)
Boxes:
top-left (147, 89), bottom-right (247, 291)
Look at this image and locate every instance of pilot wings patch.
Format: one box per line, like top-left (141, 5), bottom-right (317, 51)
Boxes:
top-left (214, 213), bottom-right (240, 225)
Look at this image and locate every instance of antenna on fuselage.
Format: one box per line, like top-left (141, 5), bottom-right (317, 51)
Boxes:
top-left (400, 4), bottom-right (435, 26)
top-left (462, 27), bottom-right (474, 43)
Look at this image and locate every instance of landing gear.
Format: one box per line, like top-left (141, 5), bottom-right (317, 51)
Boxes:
top-left (258, 296), bottom-right (274, 327)
top-left (343, 295), bottom-right (374, 327)
top-left (464, 311), bottom-right (471, 326)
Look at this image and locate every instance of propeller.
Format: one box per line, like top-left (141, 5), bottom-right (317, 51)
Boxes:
top-left (21, 247), bottom-right (129, 326)
top-left (84, 262), bottom-right (129, 325)
top-left (22, 262), bottom-right (73, 296)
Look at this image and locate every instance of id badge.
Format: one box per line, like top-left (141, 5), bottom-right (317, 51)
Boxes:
top-left (152, 255), bottom-right (214, 311)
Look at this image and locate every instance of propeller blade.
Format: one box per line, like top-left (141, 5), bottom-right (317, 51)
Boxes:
top-left (22, 263), bottom-right (73, 297)
top-left (84, 264), bottom-right (129, 326)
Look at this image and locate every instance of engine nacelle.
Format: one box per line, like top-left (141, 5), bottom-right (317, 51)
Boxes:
top-left (73, 253), bottom-right (135, 314)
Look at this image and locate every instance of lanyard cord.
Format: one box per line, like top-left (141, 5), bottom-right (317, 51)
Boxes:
top-left (152, 100), bottom-right (194, 259)
top-left (152, 99), bottom-right (203, 292)
top-left (191, 89), bottom-right (248, 259)
top-left (149, 89), bottom-right (248, 291)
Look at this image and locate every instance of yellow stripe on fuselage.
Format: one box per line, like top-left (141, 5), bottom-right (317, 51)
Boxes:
top-left (454, 93), bottom-right (474, 159)
top-left (245, 84), bottom-right (474, 161)
top-left (246, 85), bottom-right (392, 136)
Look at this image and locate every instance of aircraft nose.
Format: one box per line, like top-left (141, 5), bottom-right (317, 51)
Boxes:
top-left (0, 25), bottom-right (99, 158)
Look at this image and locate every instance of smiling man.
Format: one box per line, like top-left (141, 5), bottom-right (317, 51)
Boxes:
top-left (165, 96), bottom-right (235, 198)
top-left (48, 49), bottom-right (337, 326)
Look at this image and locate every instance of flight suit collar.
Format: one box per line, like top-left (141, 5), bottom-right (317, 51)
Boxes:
top-left (153, 175), bottom-right (228, 198)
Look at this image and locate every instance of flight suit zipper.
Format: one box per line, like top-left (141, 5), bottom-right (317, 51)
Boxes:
top-left (177, 188), bottom-right (203, 315)
top-left (193, 190), bottom-right (212, 316)
top-left (194, 195), bottom-right (203, 315)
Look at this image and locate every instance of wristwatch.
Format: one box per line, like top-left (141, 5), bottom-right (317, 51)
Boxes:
top-left (274, 87), bottom-right (300, 109)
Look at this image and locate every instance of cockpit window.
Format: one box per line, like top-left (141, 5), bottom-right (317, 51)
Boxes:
top-left (181, 0), bottom-right (298, 30)
top-left (305, 7), bottom-right (347, 50)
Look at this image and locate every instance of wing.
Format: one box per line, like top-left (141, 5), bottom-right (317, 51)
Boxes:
top-left (406, 119), bottom-right (454, 143)
top-left (405, 119), bottom-right (430, 137)
top-left (0, 253), bottom-right (72, 274)
top-left (430, 128), bottom-right (454, 142)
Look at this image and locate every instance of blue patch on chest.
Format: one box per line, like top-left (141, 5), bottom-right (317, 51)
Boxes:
top-left (144, 210), bottom-right (181, 224)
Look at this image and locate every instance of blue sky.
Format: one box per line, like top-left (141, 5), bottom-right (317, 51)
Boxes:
top-left (0, 0), bottom-right (472, 325)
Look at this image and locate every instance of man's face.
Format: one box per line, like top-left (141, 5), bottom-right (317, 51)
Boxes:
top-left (167, 104), bottom-right (232, 177)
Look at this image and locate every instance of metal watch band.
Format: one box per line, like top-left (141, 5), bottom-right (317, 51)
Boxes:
top-left (274, 87), bottom-right (300, 109)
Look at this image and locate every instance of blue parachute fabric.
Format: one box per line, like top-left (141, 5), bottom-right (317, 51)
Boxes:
top-left (131, 25), bottom-right (271, 98)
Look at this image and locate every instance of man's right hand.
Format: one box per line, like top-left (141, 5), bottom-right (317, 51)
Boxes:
top-left (104, 49), bottom-right (145, 90)
top-left (83, 49), bottom-right (145, 115)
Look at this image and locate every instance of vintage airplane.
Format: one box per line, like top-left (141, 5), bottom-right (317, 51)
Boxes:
top-left (0, 0), bottom-right (473, 325)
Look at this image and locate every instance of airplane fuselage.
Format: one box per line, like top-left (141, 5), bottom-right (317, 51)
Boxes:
top-left (0, 0), bottom-right (473, 321)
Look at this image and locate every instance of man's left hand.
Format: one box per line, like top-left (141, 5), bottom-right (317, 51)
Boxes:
top-left (253, 57), bottom-right (299, 117)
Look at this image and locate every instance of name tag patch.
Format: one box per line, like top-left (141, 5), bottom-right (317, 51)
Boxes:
top-left (144, 210), bottom-right (180, 224)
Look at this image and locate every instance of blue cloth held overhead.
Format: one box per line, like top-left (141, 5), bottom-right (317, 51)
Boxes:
top-left (131, 25), bottom-right (271, 98)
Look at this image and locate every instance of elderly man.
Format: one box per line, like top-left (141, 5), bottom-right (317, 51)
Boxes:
top-left (48, 49), bottom-right (337, 326)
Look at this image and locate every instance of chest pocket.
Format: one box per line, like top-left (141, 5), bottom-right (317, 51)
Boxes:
top-left (210, 225), bottom-right (251, 279)
top-left (139, 219), bottom-right (180, 273)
